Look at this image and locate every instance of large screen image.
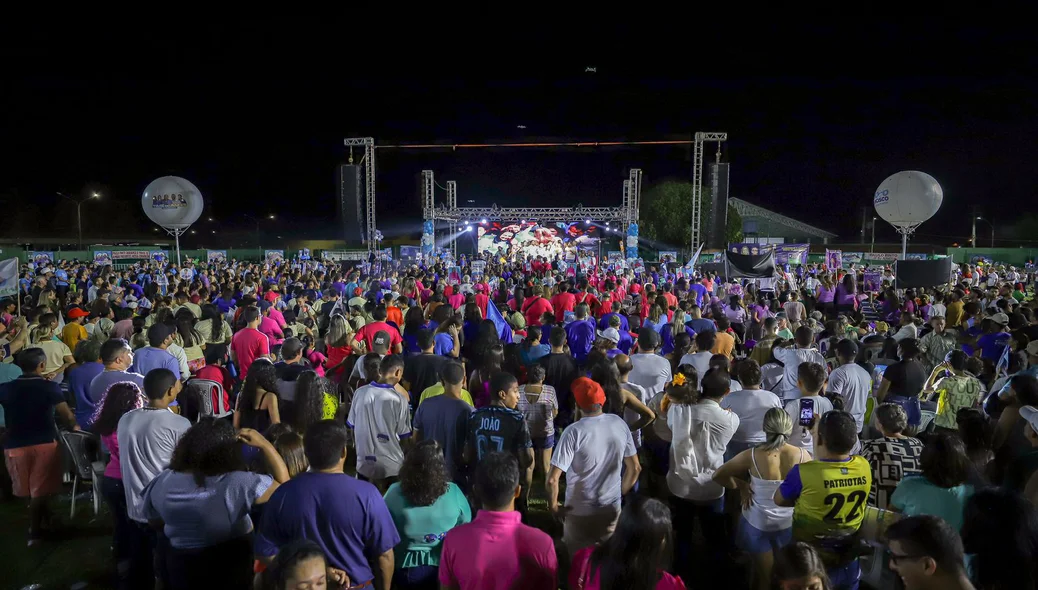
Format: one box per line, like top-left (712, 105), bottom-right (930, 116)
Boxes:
top-left (476, 221), bottom-right (600, 257)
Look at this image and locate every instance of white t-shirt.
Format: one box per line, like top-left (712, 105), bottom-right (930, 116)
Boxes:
top-left (551, 413), bottom-right (636, 516)
top-left (678, 351), bottom-right (713, 389)
top-left (628, 353), bottom-right (673, 398)
top-left (667, 399), bottom-right (740, 501)
top-left (622, 382), bottom-right (649, 447)
top-left (720, 388), bottom-right (783, 444)
top-left (826, 363), bottom-right (872, 432)
top-left (347, 382), bottom-right (412, 479)
top-left (783, 395), bottom-right (834, 451)
top-left (772, 346), bottom-right (828, 401)
top-left (118, 407), bottom-right (192, 522)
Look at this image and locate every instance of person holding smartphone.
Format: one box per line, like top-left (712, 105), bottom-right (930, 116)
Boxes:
top-left (783, 363), bottom-right (834, 452)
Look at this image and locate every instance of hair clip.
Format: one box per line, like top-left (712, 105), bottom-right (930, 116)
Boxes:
top-left (672, 373), bottom-right (687, 386)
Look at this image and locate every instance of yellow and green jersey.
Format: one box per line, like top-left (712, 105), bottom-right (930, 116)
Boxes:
top-left (791, 456), bottom-right (872, 565)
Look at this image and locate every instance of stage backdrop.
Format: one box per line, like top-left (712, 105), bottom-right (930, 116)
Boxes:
top-left (477, 221), bottom-right (598, 256)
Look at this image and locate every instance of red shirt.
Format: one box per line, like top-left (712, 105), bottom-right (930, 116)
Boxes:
top-left (574, 291), bottom-right (600, 316)
top-left (355, 321), bottom-right (403, 353)
top-left (386, 306), bottom-right (404, 328)
top-left (550, 292), bottom-right (576, 322)
top-left (195, 364), bottom-right (234, 412)
top-left (474, 293), bottom-right (489, 319)
top-left (522, 296), bottom-right (554, 327)
top-left (663, 292), bottom-right (678, 309)
top-left (231, 327), bottom-right (269, 380)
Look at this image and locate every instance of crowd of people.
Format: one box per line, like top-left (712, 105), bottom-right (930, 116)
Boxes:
top-left (1, 252), bottom-right (1038, 590)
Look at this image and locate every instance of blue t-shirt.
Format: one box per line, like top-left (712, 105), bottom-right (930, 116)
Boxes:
top-left (977, 332), bottom-right (1011, 361)
top-left (564, 320), bottom-right (596, 365)
top-left (687, 318), bottom-right (716, 335)
top-left (689, 284), bottom-right (708, 307)
top-left (69, 362), bottom-right (105, 427)
top-left (131, 347), bottom-right (181, 380)
top-left (660, 324), bottom-right (697, 356)
top-left (257, 472), bottom-right (400, 584)
top-left (413, 396), bottom-right (473, 481)
top-left (0, 375), bottom-right (65, 448)
top-left (434, 333), bottom-right (455, 357)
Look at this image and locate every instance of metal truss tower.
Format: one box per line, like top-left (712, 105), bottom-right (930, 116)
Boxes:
top-left (344, 137), bottom-right (376, 251)
top-left (691, 132), bottom-right (727, 253)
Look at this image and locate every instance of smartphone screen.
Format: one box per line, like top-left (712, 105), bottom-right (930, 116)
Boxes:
top-left (799, 398), bottom-right (815, 427)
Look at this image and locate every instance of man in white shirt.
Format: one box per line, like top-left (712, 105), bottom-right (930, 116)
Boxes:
top-left (628, 328), bottom-right (672, 398)
top-left (678, 331), bottom-right (716, 389)
top-left (783, 362), bottom-right (835, 451)
top-left (826, 340), bottom-right (872, 433)
top-left (891, 313), bottom-right (920, 343)
top-left (772, 326), bottom-right (827, 401)
top-left (667, 367), bottom-right (740, 582)
top-left (547, 377), bottom-right (640, 554)
top-left (347, 355), bottom-right (412, 491)
top-left (721, 359), bottom-right (782, 459)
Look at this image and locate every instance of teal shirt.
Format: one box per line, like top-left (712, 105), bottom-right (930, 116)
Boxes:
top-left (890, 475), bottom-right (974, 531)
top-left (383, 481), bottom-right (472, 569)
top-left (0, 362), bottom-right (22, 427)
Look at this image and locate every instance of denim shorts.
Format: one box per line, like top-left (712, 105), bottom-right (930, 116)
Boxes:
top-left (735, 517), bottom-right (792, 554)
top-left (531, 435), bottom-right (555, 450)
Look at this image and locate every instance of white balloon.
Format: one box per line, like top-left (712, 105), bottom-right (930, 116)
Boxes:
top-left (141, 176), bottom-right (204, 229)
top-left (873, 171), bottom-right (943, 228)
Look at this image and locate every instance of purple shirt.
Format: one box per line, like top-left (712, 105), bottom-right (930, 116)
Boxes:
top-left (564, 319), bottom-right (596, 365)
top-left (69, 362), bottom-right (105, 427)
top-left (257, 472), bottom-right (399, 585)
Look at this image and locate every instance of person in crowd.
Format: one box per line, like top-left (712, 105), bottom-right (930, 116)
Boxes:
top-left (141, 420), bottom-right (289, 590)
top-left (826, 340), bottom-right (871, 433)
top-left (568, 495), bottom-right (685, 590)
top-left (678, 330), bottom-right (716, 389)
top-left (196, 303), bottom-right (233, 345)
top-left (401, 329), bottom-right (449, 400)
top-left (258, 420), bottom-right (399, 590)
top-left (565, 303), bottom-right (597, 366)
top-left (271, 431), bottom-right (309, 478)
top-left (87, 338), bottom-right (146, 425)
top-left (886, 515), bottom-right (976, 590)
top-left (230, 306), bottom-right (271, 381)
top-left (889, 432), bottom-right (975, 531)
top-left (876, 338), bottom-right (928, 431)
top-left (961, 487), bottom-right (1038, 590)
top-left (1003, 404), bottom-right (1038, 493)
top-left (775, 410), bottom-right (871, 588)
top-left (413, 360), bottom-right (473, 483)
top-left (771, 542), bottom-right (832, 590)
top-left (234, 359), bottom-right (280, 432)
top-left (772, 326), bottom-right (828, 402)
top-left (783, 363), bottom-right (836, 452)
top-left (924, 350), bottom-right (983, 432)
top-left (721, 359), bottom-right (783, 459)
top-left (117, 368), bottom-right (190, 588)
top-left (667, 367), bottom-right (739, 581)
top-left (547, 376), bottom-right (640, 553)
top-left (288, 370), bottom-right (336, 434)
top-left (515, 363), bottom-right (558, 491)
top-left (713, 407), bottom-right (811, 590)
top-left (538, 326), bottom-right (579, 424)
top-left (956, 408), bottom-right (995, 480)
top-left (0, 347), bottom-right (80, 546)
top-left (260, 540), bottom-right (333, 590)
top-left (61, 307), bottom-right (90, 352)
top-left (68, 339), bottom-right (104, 427)
top-left (131, 323), bottom-right (181, 380)
top-left (918, 315), bottom-right (957, 374)
top-left (630, 328), bottom-right (674, 397)
top-left (439, 452), bottom-right (558, 590)
top-left (28, 313), bottom-right (74, 382)
top-left (382, 440), bottom-right (472, 590)
top-left (353, 304), bottom-right (404, 354)
top-left (861, 403), bottom-right (923, 509)
top-left (272, 337), bottom-right (310, 404)
top-left (349, 355), bottom-right (413, 491)
top-left (91, 381), bottom-right (145, 589)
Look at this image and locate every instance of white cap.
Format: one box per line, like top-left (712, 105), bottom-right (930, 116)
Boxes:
top-left (991, 312), bottom-right (1010, 326)
top-left (597, 327), bottom-right (621, 344)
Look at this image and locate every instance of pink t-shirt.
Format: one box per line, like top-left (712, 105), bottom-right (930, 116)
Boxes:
top-left (307, 351), bottom-right (327, 377)
top-left (439, 510), bottom-right (557, 590)
top-left (258, 316), bottom-right (284, 346)
top-left (102, 432), bottom-right (121, 479)
top-left (231, 328), bottom-right (270, 380)
top-left (569, 547), bottom-right (686, 590)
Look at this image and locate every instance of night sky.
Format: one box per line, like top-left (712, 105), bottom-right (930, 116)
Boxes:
top-left (4, 22), bottom-right (1036, 249)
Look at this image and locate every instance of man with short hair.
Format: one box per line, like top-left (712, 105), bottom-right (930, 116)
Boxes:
top-left (230, 307), bottom-right (270, 381)
top-left (773, 325), bottom-right (828, 401)
top-left (413, 361), bottom-right (473, 481)
top-left (465, 372), bottom-right (534, 504)
top-left (539, 326), bottom-right (578, 423)
top-left (629, 328), bottom-right (673, 399)
top-left (258, 421), bottom-right (398, 590)
top-left (118, 368), bottom-right (189, 588)
top-left (827, 339), bottom-right (872, 433)
top-left (402, 329), bottom-right (449, 400)
top-left (273, 337), bottom-right (310, 403)
top-left (685, 304), bottom-right (715, 334)
top-left (679, 330), bottom-right (716, 389)
top-left (0, 348), bottom-right (79, 546)
top-left (784, 362), bottom-right (836, 451)
top-left (886, 515), bottom-right (976, 590)
top-left (440, 452), bottom-right (557, 590)
top-left (348, 355), bottom-right (412, 490)
top-left (86, 338), bottom-right (145, 427)
top-left (721, 359), bottom-right (782, 458)
top-left (353, 305), bottom-right (403, 355)
top-left (711, 317), bottom-right (737, 359)
top-left (775, 410), bottom-right (871, 588)
top-left (564, 303), bottom-right (596, 365)
top-left (750, 317), bottom-right (780, 366)
top-left (547, 377), bottom-right (640, 553)
top-left (130, 324), bottom-right (182, 380)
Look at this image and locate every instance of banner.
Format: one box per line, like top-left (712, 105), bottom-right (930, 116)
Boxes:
top-left (151, 251), bottom-right (168, 264)
top-left (93, 250), bottom-right (114, 266)
top-left (323, 250), bottom-right (368, 262)
top-left (470, 260), bottom-right (486, 276)
top-left (632, 258), bottom-right (647, 275)
top-left (112, 249), bottom-right (151, 260)
top-left (905, 253), bottom-right (928, 261)
top-left (264, 250), bottom-right (285, 264)
top-left (727, 251), bottom-right (778, 279)
top-left (207, 250), bottom-right (228, 264)
top-left (399, 245), bottom-right (421, 261)
top-left (863, 270), bottom-right (883, 292)
top-left (774, 244), bottom-right (809, 266)
top-left (729, 243), bottom-right (771, 256)
top-left (29, 251), bottom-right (54, 266)
top-left (0, 257), bottom-right (18, 297)
top-left (657, 251), bottom-right (678, 264)
top-left (869, 252), bottom-right (899, 262)
top-left (842, 252), bottom-right (864, 266)
top-left (381, 248), bottom-right (393, 261)
top-left (825, 249), bottom-right (842, 271)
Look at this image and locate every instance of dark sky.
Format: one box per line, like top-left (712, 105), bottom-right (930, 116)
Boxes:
top-left (4, 22), bottom-right (1037, 248)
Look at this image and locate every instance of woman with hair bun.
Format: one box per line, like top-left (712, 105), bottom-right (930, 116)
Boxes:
top-left (712, 407), bottom-right (813, 590)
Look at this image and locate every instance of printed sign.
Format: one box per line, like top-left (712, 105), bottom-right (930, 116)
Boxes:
top-left (729, 243), bottom-right (771, 256)
top-left (825, 249), bottom-right (842, 271)
top-left (905, 253), bottom-right (928, 261)
top-left (632, 258), bottom-right (647, 275)
top-left (399, 245), bottom-right (421, 260)
top-left (842, 252), bottom-right (864, 266)
top-left (869, 253), bottom-right (900, 262)
top-left (207, 250), bottom-right (228, 264)
top-left (93, 251), bottom-right (113, 266)
top-left (470, 260), bottom-right (486, 276)
top-left (657, 251), bottom-right (679, 263)
top-left (323, 250), bottom-right (368, 262)
top-left (151, 251), bottom-right (168, 264)
top-left (864, 270), bottom-right (883, 292)
top-left (30, 251), bottom-right (54, 266)
top-left (774, 244), bottom-right (809, 266)
top-left (179, 267), bottom-right (193, 281)
top-left (264, 250), bottom-right (285, 263)
top-left (112, 250), bottom-right (152, 260)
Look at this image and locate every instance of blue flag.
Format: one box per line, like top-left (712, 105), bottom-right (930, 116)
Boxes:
top-left (486, 299), bottom-right (514, 344)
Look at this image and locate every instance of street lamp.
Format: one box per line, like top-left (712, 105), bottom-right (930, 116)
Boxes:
top-left (243, 214), bottom-right (275, 249)
top-left (57, 191), bottom-right (101, 249)
top-left (976, 217), bottom-right (994, 248)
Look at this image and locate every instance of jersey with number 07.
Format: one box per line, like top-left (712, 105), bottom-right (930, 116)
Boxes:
top-left (792, 456), bottom-right (872, 566)
top-left (466, 406), bottom-right (531, 463)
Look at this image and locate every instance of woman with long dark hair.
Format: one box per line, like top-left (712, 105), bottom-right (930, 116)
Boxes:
top-left (233, 360), bottom-right (280, 432)
top-left (142, 419), bottom-right (289, 590)
top-left (962, 487), bottom-right (1038, 590)
top-left (289, 370), bottom-right (337, 434)
top-left (196, 303), bottom-right (232, 345)
top-left (402, 305), bottom-right (428, 355)
top-left (383, 440), bottom-right (472, 590)
top-left (569, 496), bottom-right (684, 590)
top-left (889, 432), bottom-right (975, 531)
top-left (92, 381), bottom-right (147, 583)
top-left (587, 358), bottom-right (655, 430)
top-left (834, 273), bottom-right (858, 317)
top-left (469, 342), bottom-right (504, 408)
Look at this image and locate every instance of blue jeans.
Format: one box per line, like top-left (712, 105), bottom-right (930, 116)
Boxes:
top-left (395, 564), bottom-right (438, 590)
top-left (828, 559), bottom-right (861, 590)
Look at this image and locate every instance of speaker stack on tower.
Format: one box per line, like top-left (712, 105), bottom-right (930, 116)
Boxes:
top-left (336, 164), bottom-right (363, 244)
top-left (707, 163), bottom-right (730, 249)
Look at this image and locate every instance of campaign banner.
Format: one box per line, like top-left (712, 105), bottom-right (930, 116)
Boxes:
top-left (93, 250), bottom-right (113, 266)
top-left (864, 270), bottom-right (883, 292)
top-left (207, 250), bottom-right (228, 264)
top-left (179, 267), bottom-right (194, 281)
top-left (470, 260), bottom-right (486, 276)
top-left (842, 252), bottom-right (864, 266)
top-left (151, 251), bottom-right (168, 264)
top-left (658, 251), bottom-right (679, 264)
top-left (381, 248), bottom-right (393, 261)
top-left (112, 249), bottom-right (151, 260)
top-left (968, 255), bottom-right (993, 265)
top-left (264, 250), bottom-right (285, 263)
top-left (323, 250), bottom-right (368, 262)
top-left (448, 266), bottom-right (462, 285)
top-left (632, 258), bottom-right (647, 275)
top-left (825, 249), bottom-right (842, 270)
top-left (0, 257), bottom-right (18, 297)
top-left (729, 243), bottom-right (772, 256)
top-left (905, 253), bottom-right (928, 261)
top-left (30, 251), bottom-right (54, 266)
top-left (774, 244), bottom-right (809, 266)
top-left (868, 252), bottom-right (900, 262)
top-left (399, 245), bottom-right (421, 261)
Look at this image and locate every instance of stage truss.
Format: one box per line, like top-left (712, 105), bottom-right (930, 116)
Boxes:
top-left (422, 169), bottom-right (642, 257)
top-left (344, 137), bottom-right (376, 249)
top-left (691, 132), bottom-right (727, 254)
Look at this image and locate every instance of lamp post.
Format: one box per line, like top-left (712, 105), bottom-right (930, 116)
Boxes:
top-left (243, 214), bottom-right (275, 250)
top-left (976, 217), bottom-right (994, 248)
top-left (57, 191), bottom-right (101, 249)
top-left (870, 216), bottom-right (876, 256)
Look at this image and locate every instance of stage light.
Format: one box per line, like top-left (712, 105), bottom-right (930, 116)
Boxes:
top-left (463, 220), bottom-right (469, 225)
top-left (585, 219), bottom-right (591, 224)
top-left (465, 225), bottom-right (472, 232)
top-left (481, 219), bottom-right (488, 224)
top-left (521, 219), bottom-right (527, 224)
top-left (606, 221), bottom-right (610, 226)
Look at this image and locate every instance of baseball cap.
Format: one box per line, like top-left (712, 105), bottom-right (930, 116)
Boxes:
top-left (597, 327), bottom-right (621, 344)
top-left (371, 330), bottom-right (391, 354)
top-left (1026, 341), bottom-right (1038, 357)
top-left (147, 323), bottom-right (176, 343)
top-left (991, 312), bottom-right (1010, 326)
top-left (1020, 406), bottom-right (1038, 436)
top-left (68, 308), bottom-right (90, 319)
top-left (572, 377), bottom-right (606, 409)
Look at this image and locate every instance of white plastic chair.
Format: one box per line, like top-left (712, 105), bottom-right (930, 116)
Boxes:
top-left (60, 430), bottom-right (102, 518)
